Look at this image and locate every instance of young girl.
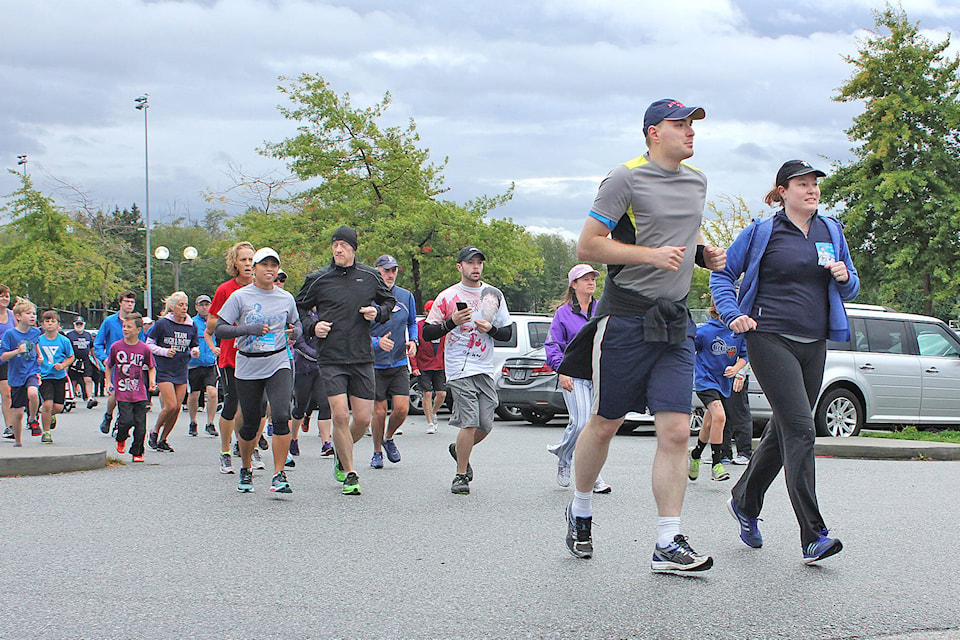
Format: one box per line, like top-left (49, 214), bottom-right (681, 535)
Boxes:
top-left (0, 298), bottom-right (42, 446)
top-left (689, 301), bottom-right (747, 482)
top-left (146, 292), bottom-right (199, 452)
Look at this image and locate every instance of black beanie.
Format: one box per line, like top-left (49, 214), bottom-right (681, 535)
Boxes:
top-left (331, 225), bottom-right (358, 251)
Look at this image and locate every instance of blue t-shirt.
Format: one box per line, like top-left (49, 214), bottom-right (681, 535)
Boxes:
top-left (38, 333), bottom-right (74, 380)
top-left (1, 326), bottom-right (42, 387)
top-left (188, 314), bottom-right (216, 368)
top-left (694, 318), bottom-right (747, 397)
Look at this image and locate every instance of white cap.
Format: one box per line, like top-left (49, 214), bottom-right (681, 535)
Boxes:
top-left (253, 247), bottom-right (281, 265)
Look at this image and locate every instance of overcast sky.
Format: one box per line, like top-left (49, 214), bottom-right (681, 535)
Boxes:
top-left (3, 0), bottom-right (960, 241)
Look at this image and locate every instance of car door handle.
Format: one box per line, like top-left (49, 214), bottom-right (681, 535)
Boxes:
top-left (859, 364), bottom-right (875, 370)
top-left (926, 367), bottom-right (940, 374)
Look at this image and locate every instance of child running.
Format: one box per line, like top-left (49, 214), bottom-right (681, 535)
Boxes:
top-left (105, 313), bottom-right (156, 462)
top-left (37, 310), bottom-right (75, 443)
top-left (0, 298), bottom-right (42, 446)
top-left (689, 302), bottom-right (747, 482)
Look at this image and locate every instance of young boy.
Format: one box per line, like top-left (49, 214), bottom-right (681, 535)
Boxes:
top-left (105, 313), bottom-right (156, 462)
top-left (0, 298), bottom-right (42, 446)
top-left (38, 310), bottom-right (75, 443)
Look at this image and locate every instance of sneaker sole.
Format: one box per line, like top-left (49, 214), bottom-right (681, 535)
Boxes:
top-left (803, 540), bottom-right (843, 564)
top-left (712, 473), bottom-right (730, 481)
top-left (451, 487), bottom-right (470, 495)
top-left (270, 485), bottom-right (292, 494)
top-left (650, 555), bottom-right (713, 573)
top-left (237, 485), bottom-right (254, 493)
top-left (220, 467), bottom-right (235, 474)
top-left (727, 497), bottom-right (763, 548)
top-left (342, 486), bottom-right (362, 495)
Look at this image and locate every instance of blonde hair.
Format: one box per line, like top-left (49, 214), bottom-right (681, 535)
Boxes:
top-left (12, 297), bottom-right (35, 315)
top-left (162, 291), bottom-right (188, 315)
top-left (225, 241), bottom-right (255, 277)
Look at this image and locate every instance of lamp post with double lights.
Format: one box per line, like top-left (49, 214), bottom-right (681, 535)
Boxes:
top-left (154, 245), bottom-right (199, 292)
top-left (16, 155), bottom-right (27, 177)
top-left (135, 94), bottom-right (152, 317)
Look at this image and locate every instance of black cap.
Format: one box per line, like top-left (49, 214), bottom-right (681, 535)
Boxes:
top-left (457, 246), bottom-right (486, 262)
top-left (331, 225), bottom-right (358, 251)
top-left (776, 160), bottom-right (826, 187)
top-left (73, 316), bottom-right (84, 324)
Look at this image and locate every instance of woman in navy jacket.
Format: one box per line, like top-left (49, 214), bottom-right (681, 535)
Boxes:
top-left (710, 160), bottom-right (859, 565)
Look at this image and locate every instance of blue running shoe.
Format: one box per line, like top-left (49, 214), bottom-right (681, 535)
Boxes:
top-left (370, 451), bottom-right (384, 468)
top-left (803, 531), bottom-right (842, 564)
top-left (270, 471), bottom-right (292, 493)
top-left (727, 497), bottom-right (763, 548)
top-left (382, 438), bottom-right (401, 463)
top-left (237, 468), bottom-right (254, 493)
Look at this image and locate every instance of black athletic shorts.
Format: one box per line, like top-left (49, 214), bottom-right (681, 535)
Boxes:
top-left (189, 366), bottom-right (218, 393)
top-left (418, 369), bottom-right (446, 393)
top-left (320, 363), bottom-right (375, 400)
top-left (40, 377), bottom-right (67, 406)
top-left (375, 366), bottom-right (410, 401)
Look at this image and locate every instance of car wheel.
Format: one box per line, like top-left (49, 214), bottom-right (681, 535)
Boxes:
top-left (520, 409), bottom-right (555, 425)
top-left (815, 388), bottom-right (863, 437)
top-left (689, 406), bottom-right (704, 436)
top-left (495, 405), bottom-right (523, 421)
top-left (408, 378), bottom-right (424, 415)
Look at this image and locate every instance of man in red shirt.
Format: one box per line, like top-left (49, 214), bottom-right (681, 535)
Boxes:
top-left (412, 300), bottom-right (446, 434)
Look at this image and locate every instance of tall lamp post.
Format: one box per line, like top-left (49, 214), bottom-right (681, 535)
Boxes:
top-left (154, 246), bottom-right (199, 292)
top-left (135, 94), bottom-right (151, 317)
top-left (16, 155), bottom-right (27, 177)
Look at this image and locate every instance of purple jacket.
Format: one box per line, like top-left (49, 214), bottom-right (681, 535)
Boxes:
top-left (545, 299), bottom-right (595, 371)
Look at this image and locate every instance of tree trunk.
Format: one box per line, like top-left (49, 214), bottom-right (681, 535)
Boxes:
top-left (411, 256), bottom-right (422, 314)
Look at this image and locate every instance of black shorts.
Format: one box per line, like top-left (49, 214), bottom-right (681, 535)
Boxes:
top-left (320, 363), bottom-right (375, 400)
top-left (0, 361), bottom-right (7, 382)
top-left (40, 378), bottom-right (67, 406)
top-left (696, 389), bottom-right (723, 407)
top-left (189, 366), bottom-right (218, 393)
top-left (375, 366), bottom-right (411, 401)
top-left (418, 369), bottom-right (446, 393)
top-left (10, 376), bottom-right (40, 409)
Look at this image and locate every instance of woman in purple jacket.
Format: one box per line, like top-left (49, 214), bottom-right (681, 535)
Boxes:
top-left (545, 264), bottom-right (610, 493)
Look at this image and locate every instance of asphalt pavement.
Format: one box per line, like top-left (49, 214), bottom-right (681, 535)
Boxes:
top-left (2, 405), bottom-right (959, 640)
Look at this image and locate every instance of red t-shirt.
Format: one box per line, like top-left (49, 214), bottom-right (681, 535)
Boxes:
top-left (209, 278), bottom-right (243, 368)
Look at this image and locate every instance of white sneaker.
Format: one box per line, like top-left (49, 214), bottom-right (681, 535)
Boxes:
top-left (426, 423), bottom-right (437, 434)
top-left (557, 464), bottom-right (571, 487)
top-left (252, 449), bottom-right (266, 470)
top-left (731, 455), bottom-right (751, 466)
top-left (593, 477), bottom-right (612, 494)
top-left (394, 428), bottom-right (403, 436)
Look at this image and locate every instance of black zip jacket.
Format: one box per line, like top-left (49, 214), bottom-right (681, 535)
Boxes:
top-left (295, 260), bottom-right (395, 365)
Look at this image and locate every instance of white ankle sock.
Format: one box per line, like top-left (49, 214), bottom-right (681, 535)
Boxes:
top-left (571, 490), bottom-right (593, 518)
top-left (657, 517), bottom-right (681, 547)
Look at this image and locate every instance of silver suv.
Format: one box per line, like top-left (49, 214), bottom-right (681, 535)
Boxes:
top-left (746, 304), bottom-right (960, 437)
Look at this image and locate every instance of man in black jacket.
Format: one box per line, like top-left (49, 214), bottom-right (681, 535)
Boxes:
top-left (295, 226), bottom-right (395, 495)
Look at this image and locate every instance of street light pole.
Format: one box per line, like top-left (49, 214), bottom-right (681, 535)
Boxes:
top-left (154, 246), bottom-right (198, 292)
top-left (135, 94), bottom-right (151, 318)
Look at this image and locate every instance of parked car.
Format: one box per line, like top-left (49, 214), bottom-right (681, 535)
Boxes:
top-left (408, 313), bottom-right (554, 418)
top-left (732, 303), bottom-right (960, 437)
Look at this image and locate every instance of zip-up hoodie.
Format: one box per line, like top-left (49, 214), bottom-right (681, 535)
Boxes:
top-left (710, 212), bottom-right (860, 342)
top-left (295, 259), bottom-right (395, 365)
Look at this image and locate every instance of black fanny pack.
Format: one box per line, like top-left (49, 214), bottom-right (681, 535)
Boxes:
top-left (238, 346), bottom-right (287, 358)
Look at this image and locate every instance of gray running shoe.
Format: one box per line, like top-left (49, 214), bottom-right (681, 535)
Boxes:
top-left (382, 438), bottom-right (400, 463)
top-left (448, 442), bottom-right (473, 482)
top-left (237, 468), bottom-right (254, 493)
top-left (564, 503), bottom-right (593, 559)
top-left (252, 449), bottom-right (266, 470)
top-left (651, 535), bottom-right (713, 573)
top-left (219, 452), bottom-right (234, 474)
top-left (451, 473), bottom-right (470, 495)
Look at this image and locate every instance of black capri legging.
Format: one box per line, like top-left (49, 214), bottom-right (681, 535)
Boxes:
top-left (218, 366), bottom-right (239, 421)
top-left (236, 368), bottom-right (293, 441)
top-left (292, 369), bottom-right (331, 421)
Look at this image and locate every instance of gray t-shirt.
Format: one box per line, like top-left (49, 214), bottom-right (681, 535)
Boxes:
top-left (216, 284), bottom-right (300, 380)
top-left (590, 153), bottom-right (706, 303)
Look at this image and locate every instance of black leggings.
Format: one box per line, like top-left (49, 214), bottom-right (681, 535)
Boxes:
top-left (218, 366), bottom-right (239, 420)
top-left (292, 369), bottom-right (331, 421)
top-left (236, 369), bottom-right (293, 441)
top-left (732, 332), bottom-right (827, 547)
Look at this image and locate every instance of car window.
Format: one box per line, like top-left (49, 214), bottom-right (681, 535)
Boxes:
top-left (494, 322), bottom-right (518, 348)
top-left (862, 319), bottom-right (907, 354)
top-left (528, 322), bottom-right (551, 349)
top-left (914, 322), bottom-right (960, 358)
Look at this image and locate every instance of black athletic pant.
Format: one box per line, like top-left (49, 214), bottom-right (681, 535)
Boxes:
top-left (236, 369), bottom-right (293, 441)
top-left (116, 400), bottom-right (149, 456)
top-left (732, 332), bottom-right (827, 547)
top-left (721, 381), bottom-right (753, 459)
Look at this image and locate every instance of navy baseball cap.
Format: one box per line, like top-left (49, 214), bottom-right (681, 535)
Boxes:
top-left (375, 254), bottom-right (399, 269)
top-left (776, 160), bottom-right (826, 187)
top-left (643, 99), bottom-right (706, 134)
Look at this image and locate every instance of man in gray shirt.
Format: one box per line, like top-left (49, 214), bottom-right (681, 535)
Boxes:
top-left (560, 99), bottom-right (726, 572)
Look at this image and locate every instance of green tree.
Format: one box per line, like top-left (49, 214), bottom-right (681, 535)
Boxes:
top-left (690, 195), bottom-right (761, 309)
top-left (78, 203), bottom-right (145, 310)
top-left (0, 172), bottom-right (122, 308)
top-left (822, 4), bottom-right (960, 317)
top-left (148, 220), bottom-right (231, 315)
top-left (252, 74), bottom-right (540, 309)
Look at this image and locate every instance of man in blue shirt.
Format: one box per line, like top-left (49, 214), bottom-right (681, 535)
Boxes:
top-left (368, 254), bottom-right (418, 469)
top-left (93, 291), bottom-right (138, 435)
top-left (187, 294), bottom-right (220, 437)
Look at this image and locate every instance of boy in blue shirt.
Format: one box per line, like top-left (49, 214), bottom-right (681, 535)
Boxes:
top-left (38, 310), bottom-right (75, 443)
top-left (0, 298), bottom-right (42, 446)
